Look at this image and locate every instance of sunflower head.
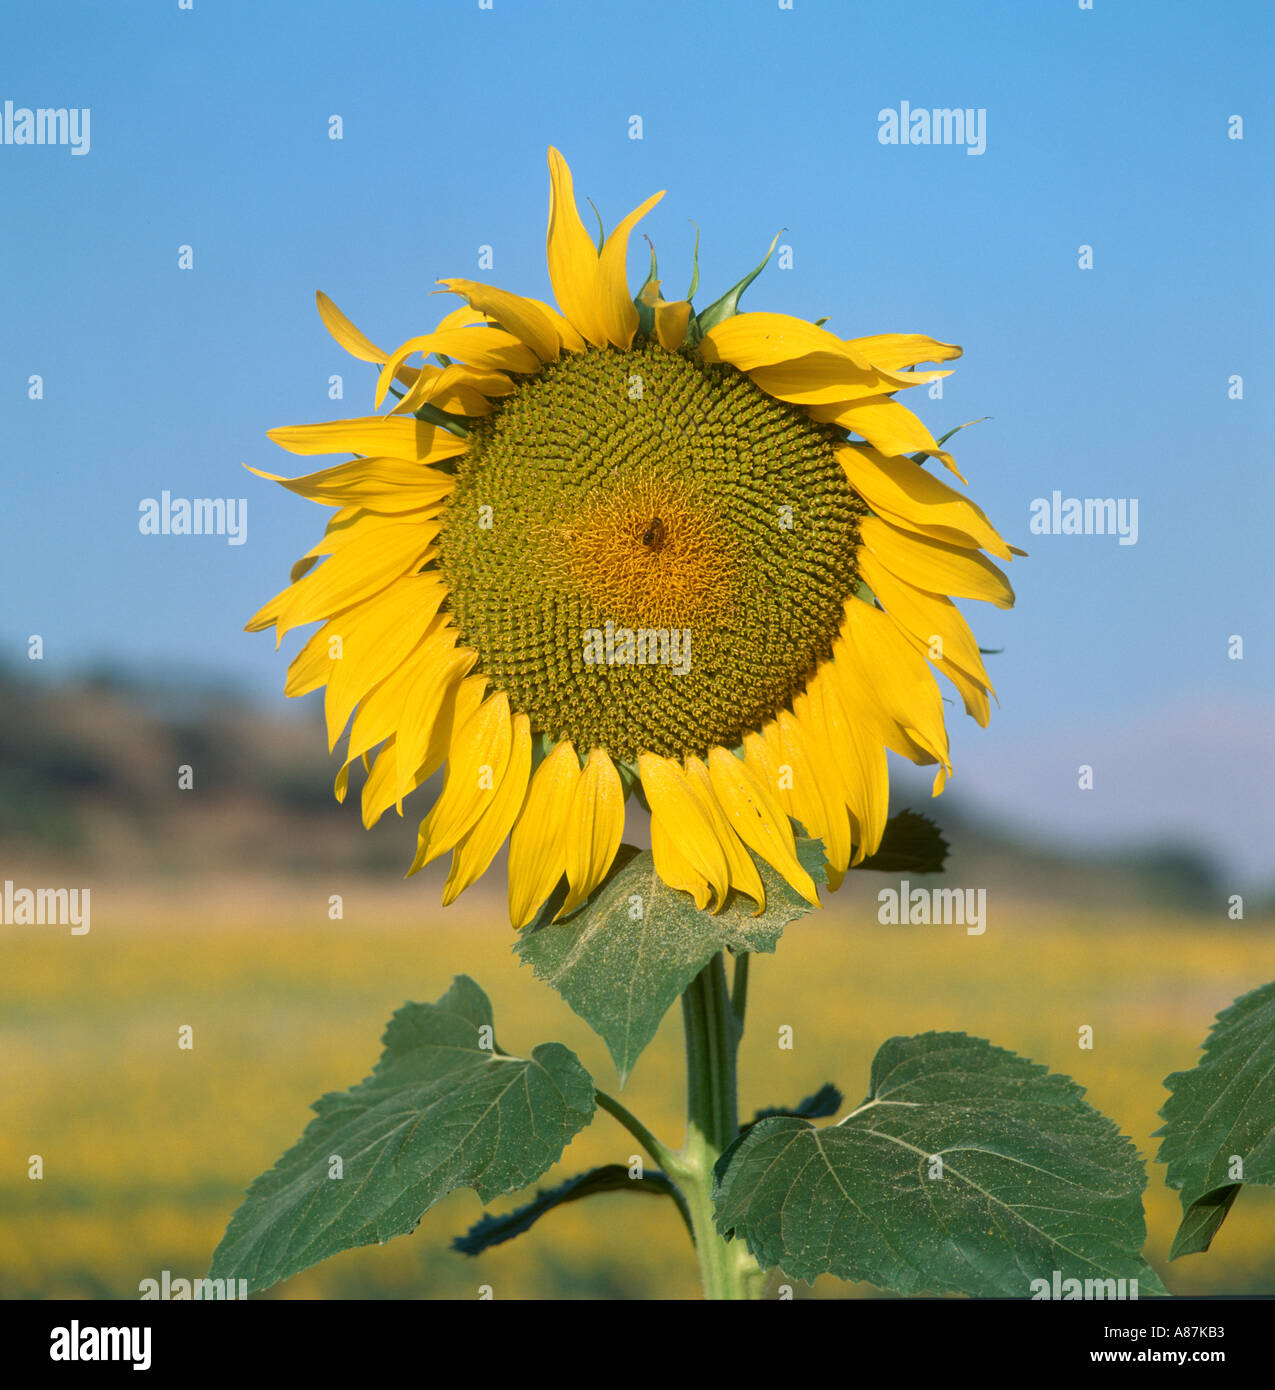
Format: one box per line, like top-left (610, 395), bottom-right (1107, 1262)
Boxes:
top-left (247, 148), bottom-right (1018, 928)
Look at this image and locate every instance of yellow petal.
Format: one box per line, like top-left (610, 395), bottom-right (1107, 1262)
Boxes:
top-left (653, 297), bottom-right (692, 351)
top-left (323, 577), bottom-right (448, 747)
top-left (290, 506), bottom-right (442, 564)
top-left (507, 740), bottom-right (581, 928)
top-left (525, 296), bottom-right (586, 354)
top-left (806, 668), bottom-right (889, 863)
top-left (748, 353), bottom-right (953, 406)
top-left (436, 278), bottom-right (561, 363)
top-left (246, 457), bottom-right (459, 511)
top-left (315, 291), bottom-right (386, 363)
top-left (375, 327), bottom-right (540, 407)
top-left (838, 598), bottom-right (951, 774)
top-left (684, 756), bottom-right (765, 913)
top-left (779, 707), bottom-right (851, 889)
top-left (596, 189), bottom-right (665, 348)
top-left (546, 148), bottom-right (607, 348)
top-left (391, 362), bottom-right (513, 416)
top-left (809, 397), bottom-right (959, 476)
top-left (706, 747), bottom-right (818, 906)
top-left (412, 692), bottom-right (513, 870)
top-left (344, 629), bottom-right (467, 769)
top-left (247, 519), bottom-right (438, 642)
top-left (700, 313), bottom-right (872, 371)
top-left (363, 674), bottom-right (490, 829)
top-left (639, 278), bottom-right (693, 351)
top-left (860, 514), bottom-right (1015, 610)
top-left (637, 753), bottom-right (730, 909)
top-left (432, 304), bottom-right (495, 334)
top-left (842, 333), bottom-right (961, 372)
top-left (285, 620), bottom-right (342, 698)
top-left (557, 749), bottom-right (626, 917)
top-left (650, 812), bottom-right (712, 911)
top-left (362, 737), bottom-right (426, 827)
top-left (419, 673), bottom-right (488, 783)
top-left (267, 416), bottom-right (464, 461)
top-left (838, 446), bottom-right (1012, 560)
top-left (859, 549), bottom-right (995, 715)
top-left (391, 641), bottom-right (479, 805)
top-left (443, 713), bottom-right (534, 905)
top-left (827, 641), bottom-right (937, 775)
top-left (742, 726), bottom-right (795, 819)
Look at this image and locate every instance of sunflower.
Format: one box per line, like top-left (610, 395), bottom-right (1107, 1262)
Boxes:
top-left (247, 148), bottom-right (1017, 927)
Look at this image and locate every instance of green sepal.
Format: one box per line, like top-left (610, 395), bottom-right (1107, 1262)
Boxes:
top-left (685, 220), bottom-right (701, 302)
top-left (412, 402), bottom-right (471, 436)
top-left (908, 415), bottom-right (991, 468)
top-left (634, 239), bottom-right (659, 337)
top-left (851, 809), bottom-right (948, 875)
top-left (694, 230), bottom-right (784, 336)
top-left (615, 758), bottom-right (642, 801)
top-left (587, 197), bottom-right (605, 254)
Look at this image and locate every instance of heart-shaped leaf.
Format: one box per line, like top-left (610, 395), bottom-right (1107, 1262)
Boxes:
top-left (714, 1031), bottom-right (1165, 1297)
top-left (516, 840), bottom-right (825, 1084)
top-left (210, 976), bottom-right (595, 1292)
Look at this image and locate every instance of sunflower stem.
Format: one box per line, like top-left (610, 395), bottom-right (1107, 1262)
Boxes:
top-left (677, 954), bottom-right (764, 1300)
top-left (731, 951), bottom-right (750, 1033)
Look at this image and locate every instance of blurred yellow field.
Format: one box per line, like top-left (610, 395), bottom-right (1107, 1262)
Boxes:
top-left (3, 874), bottom-right (1273, 1299)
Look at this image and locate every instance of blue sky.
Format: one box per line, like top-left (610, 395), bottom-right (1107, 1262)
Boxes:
top-left (2, 0), bottom-right (1271, 880)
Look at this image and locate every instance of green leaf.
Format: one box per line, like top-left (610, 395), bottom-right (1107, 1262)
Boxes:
top-left (451, 1164), bottom-right (685, 1256)
top-left (694, 230), bottom-right (783, 336)
top-left (852, 809), bottom-right (948, 874)
top-left (1155, 978), bottom-right (1275, 1259)
top-left (209, 976), bottom-right (596, 1293)
top-left (516, 840), bottom-right (825, 1083)
top-left (714, 1031), bottom-right (1165, 1297)
top-left (1164, 1185), bottom-right (1240, 1260)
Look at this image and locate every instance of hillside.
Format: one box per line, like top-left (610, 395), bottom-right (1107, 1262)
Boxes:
top-left (0, 665), bottom-right (1239, 913)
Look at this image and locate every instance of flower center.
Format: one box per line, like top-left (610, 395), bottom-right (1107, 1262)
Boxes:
top-left (435, 339), bottom-right (863, 761)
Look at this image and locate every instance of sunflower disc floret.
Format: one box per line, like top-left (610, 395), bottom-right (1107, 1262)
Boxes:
top-left (437, 340), bottom-right (863, 762)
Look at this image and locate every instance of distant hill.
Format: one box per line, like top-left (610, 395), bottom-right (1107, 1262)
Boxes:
top-left (0, 665), bottom-right (420, 877)
top-left (0, 665), bottom-right (1245, 914)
